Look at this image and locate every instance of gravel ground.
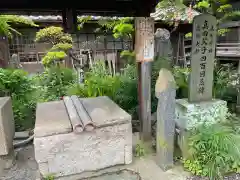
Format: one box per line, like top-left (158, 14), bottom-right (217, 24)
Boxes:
top-left (1, 145), bottom-right (240, 180)
top-left (83, 170), bottom-right (141, 180)
top-left (0, 145), bottom-right (38, 180)
top-left (0, 145), bottom-right (142, 180)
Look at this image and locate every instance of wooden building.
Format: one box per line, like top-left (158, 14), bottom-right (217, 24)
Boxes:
top-left (8, 15), bottom-right (133, 73)
top-left (0, 0), bottom-right (159, 72)
top-left (7, 3), bottom-right (198, 73)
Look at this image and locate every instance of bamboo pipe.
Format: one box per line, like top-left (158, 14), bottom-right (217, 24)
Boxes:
top-left (63, 96), bottom-right (84, 133)
top-left (71, 95), bottom-right (95, 131)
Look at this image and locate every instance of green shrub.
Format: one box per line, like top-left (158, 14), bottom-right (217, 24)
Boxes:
top-left (42, 51), bottom-right (67, 66)
top-left (183, 123), bottom-right (240, 179)
top-left (213, 63), bottom-right (237, 103)
top-left (35, 26), bottom-right (73, 67)
top-left (120, 50), bottom-right (136, 65)
top-left (35, 26), bottom-right (72, 45)
top-left (67, 62), bottom-right (139, 120)
top-left (172, 64), bottom-right (238, 110)
top-left (67, 61), bottom-right (121, 98)
top-left (37, 66), bottom-right (76, 102)
top-left (173, 66), bottom-right (190, 99)
top-left (114, 64), bottom-right (138, 118)
top-left (0, 68), bottom-right (36, 131)
top-left (135, 140), bottom-right (149, 157)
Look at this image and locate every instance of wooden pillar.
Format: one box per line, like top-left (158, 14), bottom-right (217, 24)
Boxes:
top-left (62, 8), bottom-right (77, 34)
top-left (0, 36), bottom-right (10, 68)
top-left (62, 8), bottom-right (77, 68)
top-left (236, 60), bottom-right (240, 113)
top-left (135, 17), bottom-right (154, 141)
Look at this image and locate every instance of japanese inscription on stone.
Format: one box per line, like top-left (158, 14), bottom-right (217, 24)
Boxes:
top-left (189, 14), bottom-right (217, 102)
top-left (135, 17), bottom-right (154, 62)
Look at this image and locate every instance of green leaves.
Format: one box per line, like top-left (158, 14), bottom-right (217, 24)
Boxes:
top-left (51, 43), bottom-right (73, 52)
top-left (184, 123), bottom-right (240, 179)
top-left (37, 66), bottom-right (76, 102)
top-left (42, 51), bottom-right (67, 66)
top-left (195, 0), bottom-right (210, 10)
top-left (217, 4), bottom-right (232, 13)
top-left (0, 15), bottom-right (37, 37)
top-left (35, 26), bottom-right (73, 45)
top-left (35, 26), bottom-right (73, 67)
top-left (0, 68), bottom-right (36, 131)
top-left (135, 140), bottom-right (149, 157)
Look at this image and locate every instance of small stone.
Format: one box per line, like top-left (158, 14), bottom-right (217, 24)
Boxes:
top-left (14, 131), bottom-right (30, 140)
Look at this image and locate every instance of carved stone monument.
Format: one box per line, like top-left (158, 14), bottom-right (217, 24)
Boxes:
top-left (155, 68), bottom-right (176, 171)
top-left (175, 14), bottom-right (228, 158)
top-left (154, 28), bottom-right (173, 68)
top-left (155, 28), bottom-right (172, 58)
top-left (34, 96), bottom-right (132, 179)
top-left (0, 97), bottom-right (15, 173)
top-left (189, 14), bottom-right (217, 102)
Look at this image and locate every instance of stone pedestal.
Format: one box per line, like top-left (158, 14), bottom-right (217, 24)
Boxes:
top-left (175, 99), bottom-right (228, 158)
top-left (34, 96), bottom-right (132, 179)
top-left (0, 97), bottom-right (15, 172)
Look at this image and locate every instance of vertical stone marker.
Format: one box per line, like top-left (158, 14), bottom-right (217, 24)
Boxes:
top-left (189, 14), bottom-right (217, 102)
top-left (155, 69), bottom-right (176, 171)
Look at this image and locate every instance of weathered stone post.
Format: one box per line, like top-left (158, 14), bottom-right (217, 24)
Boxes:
top-left (155, 68), bottom-right (176, 171)
top-left (0, 97), bottom-right (15, 173)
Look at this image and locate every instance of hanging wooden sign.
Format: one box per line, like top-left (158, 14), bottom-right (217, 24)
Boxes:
top-left (135, 17), bottom-right (154, 62)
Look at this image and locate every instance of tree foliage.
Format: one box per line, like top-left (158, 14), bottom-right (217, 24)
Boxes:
top-left (193, 0), bottom-right (240, 35)
top-left (35, 26), bottom-right (72, 45)
top-left (35, 26), bottom-right (73, 66)
top-left (156, 0), bottom-right (190, 23)
top-left (78, 16), bottom-right (134, 39)
top-left (0, 15), bottom-right (38, 37)
top-left (159, 0), bottom-right (240, 36)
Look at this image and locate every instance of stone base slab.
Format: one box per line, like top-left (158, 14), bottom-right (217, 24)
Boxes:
top-left (34, 123), bottom-right (132, 178)
top-left (175, 99), bottom-right (228, 130)
top-left (175, 99), bottom-right (228, 158)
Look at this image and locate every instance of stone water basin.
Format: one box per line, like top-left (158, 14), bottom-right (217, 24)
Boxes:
top-left (84, 170), bottom-right (141, 180)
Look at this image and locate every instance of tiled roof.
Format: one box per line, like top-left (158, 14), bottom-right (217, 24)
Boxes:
top-left (150, 5), bottom-right (199, 22)
top-left (19, 8), bottom-right (199, 23)
top-left (19, 15), bottom-right (132, 22)
top-left (19, 15), bottom-right (62, 22)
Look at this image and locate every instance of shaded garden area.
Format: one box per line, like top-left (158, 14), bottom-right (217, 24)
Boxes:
top-left (2, 0), bottom-right (240, 179)
top-left (1, 56), bottom-right (240, 180)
